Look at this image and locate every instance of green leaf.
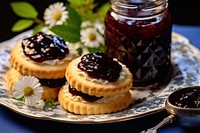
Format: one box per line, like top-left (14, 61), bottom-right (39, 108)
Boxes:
top-left (13, 95), bottom-right (25, 101)
top-left (86, 10), bottom-right (95, 21)
top-left (67, 5), bottom-right (82, 29)
top-left (68, 0), bottom-right (94, 6)
top-left (97, 2), bottom-right (110, 14)
top-left (45, 99), bottom-right (55, 108)
top-left (33, 24), bottom-right (43, 35)
top-left (88, 44), bottom-right (105, 53)
top-left (96, 2), bottom-right (110, 22)
top-left (51, 25), bottom-right (80, 43)
top-left (68, 0), bottom-right (83, 6)
top-left (12, 19), bottom-right (33, 32)
top-left (84, 0), bottom-right (94, 5)
top-left (77, 47), bottom-right (82, 56)
top-left (11, 2), bottom-right (38, 18)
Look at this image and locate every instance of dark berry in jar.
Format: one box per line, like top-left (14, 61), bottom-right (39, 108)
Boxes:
top-left (22, 32), bottom-right (69, 62)
top-left (77, 52), bottom-right (122, 82)
top-left (174, 89), bottom-right (200, 108)
top-left (68, 85), bottom-right (103, 102)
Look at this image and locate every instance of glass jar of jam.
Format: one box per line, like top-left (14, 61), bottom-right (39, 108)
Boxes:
top-left (105, 0), bottom-right (172, 87)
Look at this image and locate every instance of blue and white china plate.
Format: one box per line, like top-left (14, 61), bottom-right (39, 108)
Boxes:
top-left (0, 30), bottom-right (200, 123)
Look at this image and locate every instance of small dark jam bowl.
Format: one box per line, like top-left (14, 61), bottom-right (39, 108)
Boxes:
top-left (165, 86), bottom-right (200, 127)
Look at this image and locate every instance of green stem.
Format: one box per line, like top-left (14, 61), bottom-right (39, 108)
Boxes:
top-left (34, 18), bottom-right (44, 25)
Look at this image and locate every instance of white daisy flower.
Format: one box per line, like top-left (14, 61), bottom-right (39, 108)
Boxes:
top-left (44, 2), bottom-right (68, 27)
top-left (35, 99), bottom-right (45, 109)
top-left (94, 21), bottom-right (105, 35)
top-left (81, 21), bottom-right (105, 35)
top-left (80, 28), bottom-right (104, 48)
top-left (81, 21), bottom-right (92, 29)
top-left (12, 76), bottom-right (43, 107)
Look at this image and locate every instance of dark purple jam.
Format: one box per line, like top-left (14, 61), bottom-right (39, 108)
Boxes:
top-left (77, 52), bottom-right (122, 82)
top-left (39, 78), bottom-right (66, 88)
top-left (105, 8), bottom-right (172, 86)
top-left (68, 85), bottom-right (103, 102)
top-left (174, 89), bottom-right (200, 108)
top-left (22, 32), bottom-right (69, 62)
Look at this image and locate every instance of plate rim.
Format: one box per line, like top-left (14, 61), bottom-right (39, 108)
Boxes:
top-left (0, 30), bottom-right (200, 124)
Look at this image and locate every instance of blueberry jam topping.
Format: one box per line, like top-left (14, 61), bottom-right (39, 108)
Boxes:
top-left (39, 78), bottom-right (66, 88)
top-left (22, 32), bottom-right (69, 62)
top-left (77, 52), bottom-right (122, 82)
top-left (68, 85), bottom-right (103, 102)
top-left (174, 89), bottom-right (200, 108)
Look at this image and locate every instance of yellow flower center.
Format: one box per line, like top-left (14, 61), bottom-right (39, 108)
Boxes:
top-left (53, 12), bottom-right (62, 21)
top-left (24, 87), bottom-right (33, 96)
top-left (88, 33), bottom-right (96, 41)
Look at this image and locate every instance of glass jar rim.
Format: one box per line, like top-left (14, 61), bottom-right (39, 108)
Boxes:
top-left (110, 0), bottom-right (168, 17)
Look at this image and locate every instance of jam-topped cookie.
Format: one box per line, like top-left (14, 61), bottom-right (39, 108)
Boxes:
top-left (65, 52), bottom-right (133, 97)
top-left (59, 52), bottom-right (133, 114)
top-left (6, 32), bottom-right (79, 100)
top-left (10, 32), bottom-right (78, 79)
top-left (58, 84), bottom-right (132, 115)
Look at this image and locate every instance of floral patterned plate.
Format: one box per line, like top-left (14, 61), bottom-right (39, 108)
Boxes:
top-left (0, 30), bottom-right (200, 123)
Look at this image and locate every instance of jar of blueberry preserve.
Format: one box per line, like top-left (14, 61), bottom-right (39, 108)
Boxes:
top-left (105, 0), bottom-right (172, 87)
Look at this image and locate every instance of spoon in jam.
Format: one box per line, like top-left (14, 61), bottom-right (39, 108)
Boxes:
top-left (141, 86), bottom-right (200, 133)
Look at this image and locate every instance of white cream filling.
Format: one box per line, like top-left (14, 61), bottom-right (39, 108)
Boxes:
top-left (63, 84), bottom-right (125, 103)
top-left (40, 45), bottom-right (78, 65)
top-left (76, 58), bottom-right (127, 85)
top-left (20, 42), bottom-right (78, 66)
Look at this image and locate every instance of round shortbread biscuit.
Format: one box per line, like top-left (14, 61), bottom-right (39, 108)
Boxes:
top-left (65, 57), bottom-right (133, 97)
top-left (6, 68), bottom-right (61, 100)
top-left (10, 43), bottom-right (78, 79)
top-left (58, 85), bottom-right (132, 115)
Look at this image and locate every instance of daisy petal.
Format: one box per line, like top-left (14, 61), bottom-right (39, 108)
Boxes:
top-left (13, 91), bottom-right (24, 99)
top-left (43, 2), bottom-right (68, 27)
top-left (25, 96), bottom-right (37, 106)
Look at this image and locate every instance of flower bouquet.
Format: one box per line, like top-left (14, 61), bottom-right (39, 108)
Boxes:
top-left (11, 0), bottom-right (109, 55)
